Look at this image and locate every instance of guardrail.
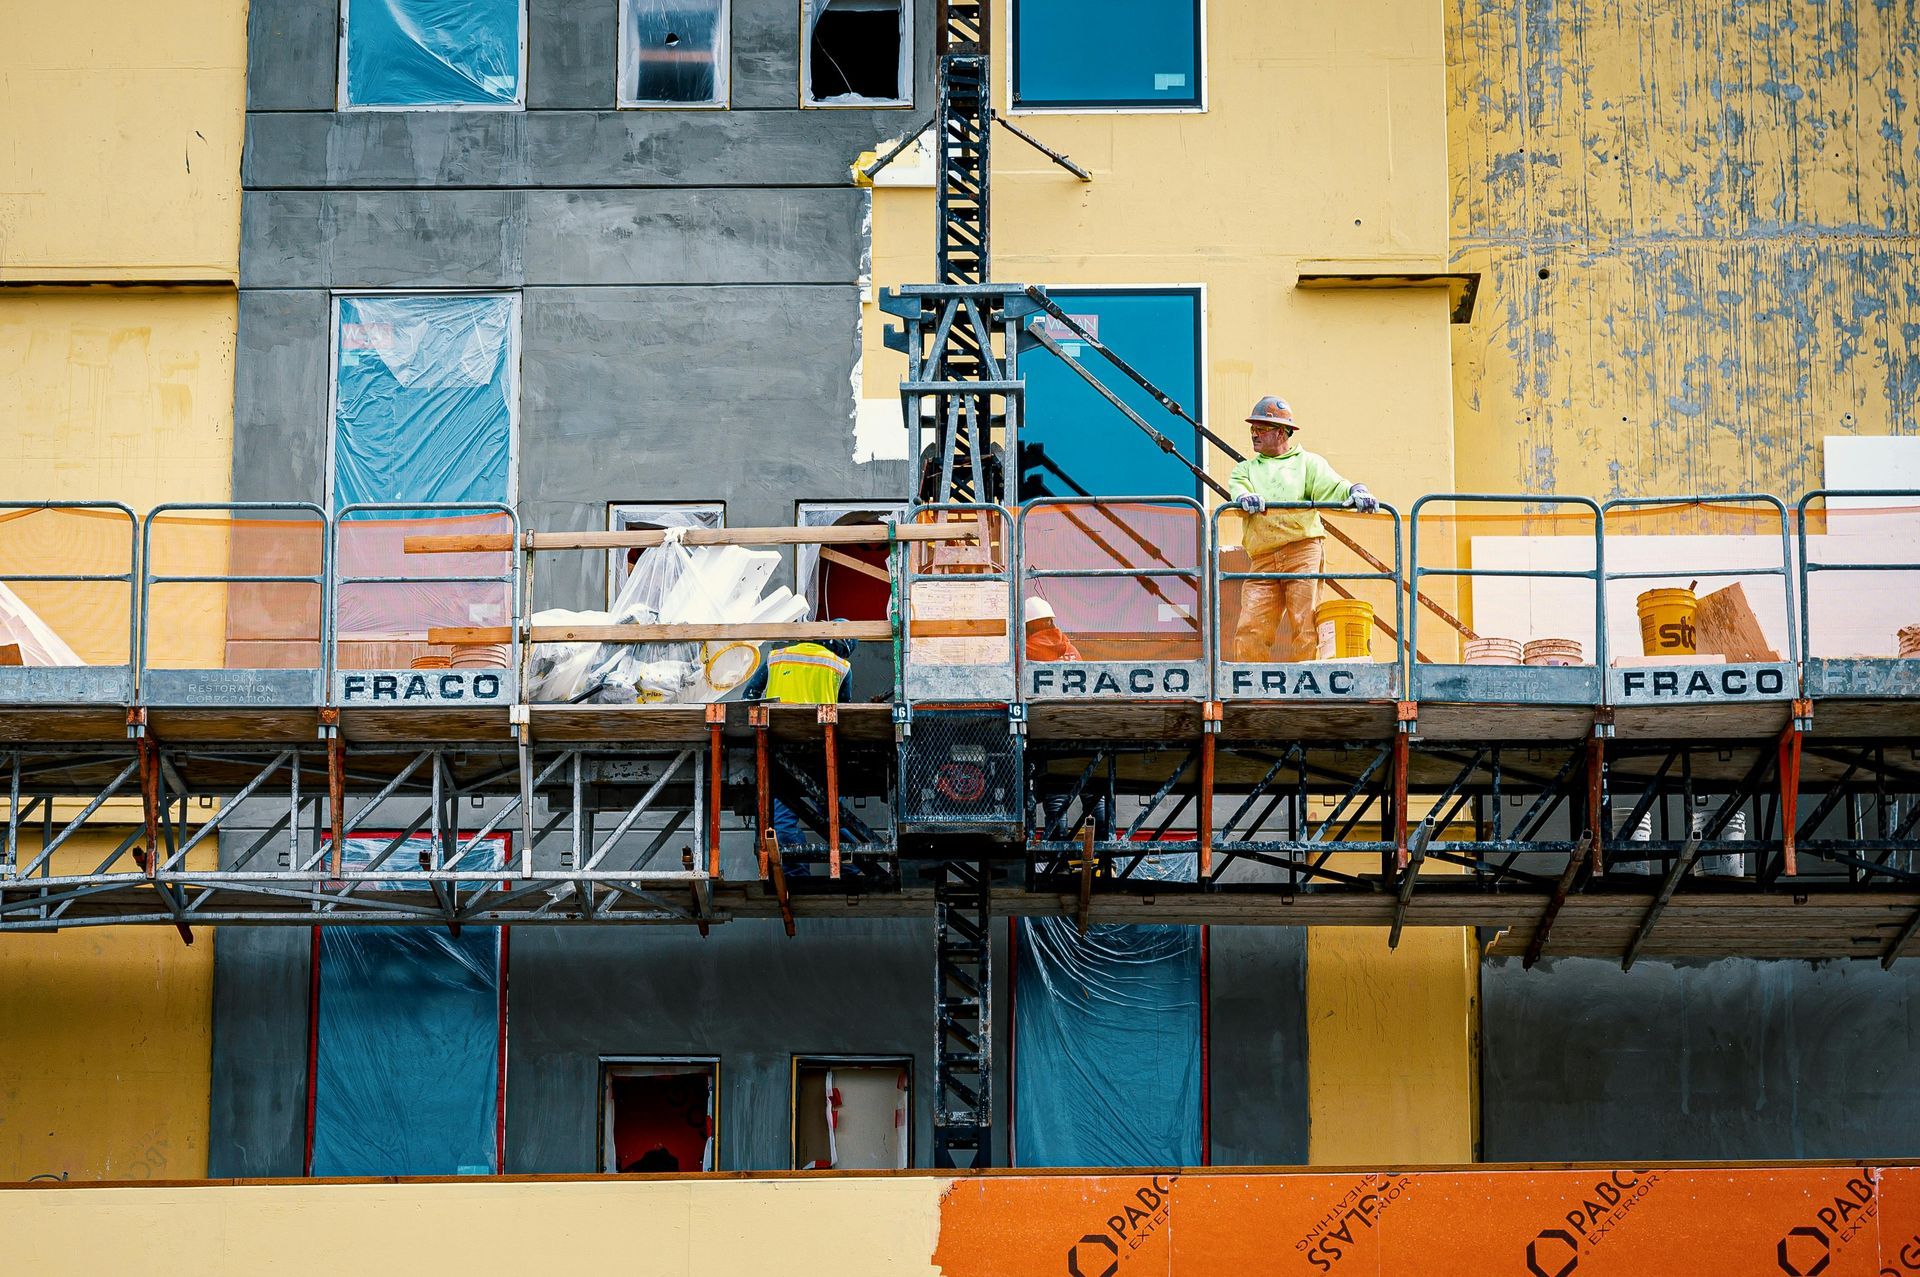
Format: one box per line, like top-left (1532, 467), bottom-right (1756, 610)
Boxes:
top-left (0, 494), bottom-right (1914, 709)
top-left (138, 501), bottom-right (330, 707)
top-left (0, 501), bottom-right (139, 705)
top-left (330, 501), bottom-right (520, 707)
top-left (1209, 500), bottom-right (1403, 701)
top-left (1408, 493), bottom-right (1605, 705)
top-left (1015, 495), bottom-right (1209, 701)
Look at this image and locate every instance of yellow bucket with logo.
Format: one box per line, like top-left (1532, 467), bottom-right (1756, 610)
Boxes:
top-left (1314, 598), bottom-right (1374, 660)
top-left (1637, 588), bottom-right (1698, 656)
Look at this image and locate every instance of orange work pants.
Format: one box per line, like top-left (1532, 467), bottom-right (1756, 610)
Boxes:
top-left (1232, 537), bottom-right (1323, 663)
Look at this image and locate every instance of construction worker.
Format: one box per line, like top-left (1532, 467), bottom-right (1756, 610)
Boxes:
top-left (1022, 596), bottom-right (1080, 662)
top-left (1228, 396), bottom-right (1378, 663)
top-left (1020, 597), bottom-right (1109, 840)
top-left (743, 632), bottom-right (856, 847)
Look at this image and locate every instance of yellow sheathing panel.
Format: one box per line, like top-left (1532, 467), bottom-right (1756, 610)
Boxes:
top-left (0, 292), bottom-right (236, 507)
top-left (866, 0), bottom-right (1473, 1160)
top-left (0, 0), bottom-right (245, 280)
top-left (1448, 0), bottom-right (1920, 497)
top-left (0, 1179), bottom-right (947, 1275)
top-left (0, 838), bottom-right (214, 1182)
top-left (863, 0), bottom-right (1458, 507)
top-left (1306, 926), bottom-right (1477, 1164)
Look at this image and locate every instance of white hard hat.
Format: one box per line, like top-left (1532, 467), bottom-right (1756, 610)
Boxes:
top-left (1023, 597), bottom-right (1056, 625)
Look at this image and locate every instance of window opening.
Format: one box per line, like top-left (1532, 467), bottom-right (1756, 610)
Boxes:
top-left (341, 0), bottom-right (526, 108)
top-left (804, 0), bottom-right (910, 105)
top-left (600, 1058), bottom-right (719, 1172)
top-left (621, 0), bottom-right (729, 106)
top-left (795, 503), bottom-right (905, 622)
top-left (606, 503), bottom-right (725, 605)
top-left (793, 1057), bottom-right (911, 1169)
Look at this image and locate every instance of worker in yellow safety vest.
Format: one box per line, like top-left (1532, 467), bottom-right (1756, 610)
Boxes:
top-left (743, 635), bottom-right (855, 846)
top-left (1228, 396), bottom-right (1378, 663)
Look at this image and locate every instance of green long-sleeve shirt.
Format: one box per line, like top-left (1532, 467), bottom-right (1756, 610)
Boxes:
top-left (1227, 448), bottom-right (1353, 554)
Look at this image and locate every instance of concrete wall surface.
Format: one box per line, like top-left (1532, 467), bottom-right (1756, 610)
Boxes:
top-left (1449, 0), bottom-right (1920, 498)
top-left (1482, 955), bottom-right (1920, 1161)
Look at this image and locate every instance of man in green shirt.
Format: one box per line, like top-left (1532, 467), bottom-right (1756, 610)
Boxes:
top-left (1227, 396), bottom-right (1378, 662)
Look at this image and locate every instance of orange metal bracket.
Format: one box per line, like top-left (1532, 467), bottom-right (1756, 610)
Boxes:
top-left (1392, 703), bottom-right (1415, 870)
top-left (750, 705), bottom-right (772, 879)
top-left (1779, 702), bottom-right (1808, 878)
top-left (819, 704), bottom-right (841, 879)
top-left (323, 710), bottom-right (345, 877)
top-left (1198, 702), bottom-right (1222, 881)
top-left (137, 736), bottom-right (161, 879)
top-left (1586, 734), bottom-right (1606, 873)
top-left (706, 703), bottom-right (725, 880)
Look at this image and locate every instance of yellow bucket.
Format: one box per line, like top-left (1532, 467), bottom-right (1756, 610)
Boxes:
top-left (1637, 588), bottom-right (1698, 655)
top-left (1314, 598), bottom-right (1374, 659)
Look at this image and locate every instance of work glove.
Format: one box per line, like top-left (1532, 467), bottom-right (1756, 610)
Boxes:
top-left (1235, 493), bottom-right (1266, 515)
top-left (1346, 484), bottom-right (1380, 515)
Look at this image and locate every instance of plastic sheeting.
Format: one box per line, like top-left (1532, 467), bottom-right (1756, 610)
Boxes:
top-left (620, 0), bottom-right (727, 105)
top-left (1014, 851), bottom-right (1202, 1168)
top-left (310, 835), bottom-right (503, 1177)
top-left (527, 512), bottom-right (807, 704)
top-left (333, 295), bottom-right (516, 511)
top-left (344, 0), bottom-right (524, 106)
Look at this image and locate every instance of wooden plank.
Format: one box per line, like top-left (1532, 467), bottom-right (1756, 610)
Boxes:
top-left (819, 546), bottom-right (894, 584)
top-left (404, 524), bottom-right (979, 555)
top-left (906, 618), bottom-right (1007, 638)
top-left (0, 643), bottom-right (21, 667)
top-left (428, 621), bottom-right (896, 645)
top-left (1695, 581), bottom-right (1780, 662)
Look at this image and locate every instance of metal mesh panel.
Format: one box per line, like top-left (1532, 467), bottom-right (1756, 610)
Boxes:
top-left (898, 708), bottom-right (1021, 831)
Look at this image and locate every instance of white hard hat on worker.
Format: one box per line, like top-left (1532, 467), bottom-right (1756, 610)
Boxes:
top-left (1226, 394), bottom-right (1378, 664)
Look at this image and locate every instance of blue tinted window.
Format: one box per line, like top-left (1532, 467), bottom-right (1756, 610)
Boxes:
top-left (1020, 289), bottom-right (1203, 499)
top-left (1013, 0), bottom-right (1202, 109)
top-left (345, 0), bottom-right (524, 107)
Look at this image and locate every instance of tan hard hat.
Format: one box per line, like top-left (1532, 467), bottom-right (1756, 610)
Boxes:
top-left (1246, 396), bottom-right (1298, 430)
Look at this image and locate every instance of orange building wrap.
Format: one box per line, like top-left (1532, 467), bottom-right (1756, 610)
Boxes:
top-left (936, 1166), bottom-right (1920, 1277)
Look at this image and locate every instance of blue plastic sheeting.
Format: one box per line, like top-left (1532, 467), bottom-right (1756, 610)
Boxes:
top-left (1012, 0), bottom-right (1202, 109)
top-left (333, 295), bottom-right (517, 512)
top-left (308, 836), bottom-right (506, 1177)
top-left (345, 0), bottom-right (524, 106)
top-left (1014, 919), bottom-right (1202, 1167)
top-left (312, 927), bottom-right (502, 1176)
top-left (1021, 289), bottom-right (1202, 499)
top-left (1014, 848), bottom-right (1201, 1167)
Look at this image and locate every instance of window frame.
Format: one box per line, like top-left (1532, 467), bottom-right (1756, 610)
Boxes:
top-left (1005, 0), bottom-right (1208, 116)
top-left (789, 1053), bottom-right (914, 1170)
top-left (793, 501), bottom-right (906, 613)
top-left (800, 0), bottom-right (915, 109)
top-left (1019, 283), bottom-right (1209, 500)
top-left (337, 0), bottom-right (531, 112)
top-left (324, 290), bottom-right (525, 516)
top-left (605, 502), bottom-right (727, 606)
top-left (597, 1055), bottom-right (722, 1173)
top-left (618, 0), bottom-right (733, 109)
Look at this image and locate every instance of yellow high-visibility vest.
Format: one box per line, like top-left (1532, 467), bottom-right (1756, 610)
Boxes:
top-left (763, 643), bottom-right (850, 705)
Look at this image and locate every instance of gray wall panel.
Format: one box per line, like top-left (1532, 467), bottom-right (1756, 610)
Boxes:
top-left (530, 0), bottom-right (617, 108)
top-left (1483, 956), bottom-right (1920, 1161)
top-left (243, 110), bottom-right (911, 188)
top-left (246, 0), bottom-right (337, 112)
top-left (233, 289), bottom-right (330, 506)
top-left (206, 928), bottom-right (311, 1177)
top-left (244, 187), bottom-right (868, 289)
top-left (506, 918), bottom-right (939, 1171)
top-left (1208, 928), bottom-right (1310, 1166)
